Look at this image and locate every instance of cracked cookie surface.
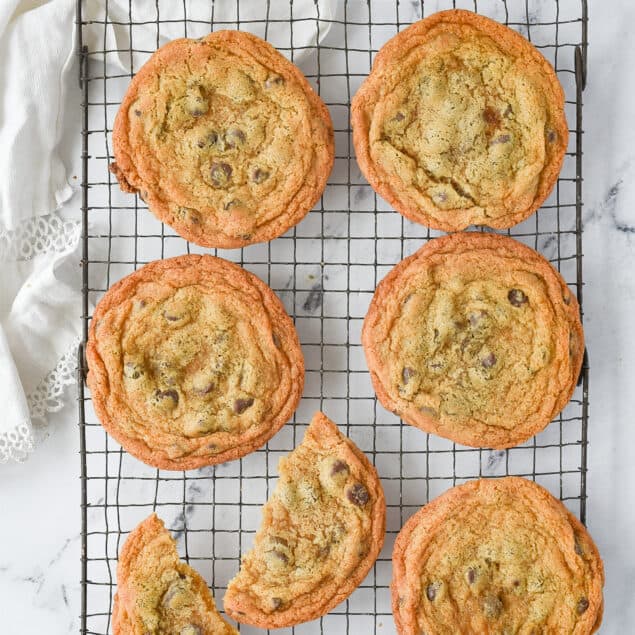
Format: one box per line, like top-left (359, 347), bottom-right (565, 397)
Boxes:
top-left (113, 513), bottom-right (237, 635)
top-left (111, 30), bottom-right (334, 248)
top-left (223, 411), bottom-right (386, 628)
top-left (392, 477), bottom-right (604, 635)
top-left (362, 233), bottom-right (583, 449)
top-left (352, 9), bottom-right (567, 231)
top-left (86, 254), bottom-right (304, 470)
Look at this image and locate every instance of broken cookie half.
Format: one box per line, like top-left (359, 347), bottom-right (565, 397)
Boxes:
top-left (224, 411), bottom-right (386, 628)
top-left (113, 513), bottom-right (237, 635)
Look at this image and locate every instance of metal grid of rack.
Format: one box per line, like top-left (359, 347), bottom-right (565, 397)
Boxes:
top-left (77, 1), bottom-right (589, 633)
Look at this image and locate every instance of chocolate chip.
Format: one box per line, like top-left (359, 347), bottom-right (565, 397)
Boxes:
top-left (234, 397), bottom-right (254, 414)
top-left (402, 367), bottom-right (416, 384)
top-left (433, 191), bottom-right (448, 203)
top-left (188, 104), bottom-right (207, 118)
top-left (272, 536), bottom-right (289, 547)
top-left (271, 597), bottom-right (283, 610)
top-left (564, 293), bottom-right (572, 305)
top-left (186, 85), bottom-right (209, 118)
top-left (547, 129), bottom-right (557, 143)
top-left (224, 199), bottom-right (241, 210)
top-left (330, 459), bottom-right (349, 477)
top-left (574, 536), bottom-right (584, 556)
top-left (225, 128), bottom-right (246, 149)
top-left (490, 134), bottom-right (511, 145)
top-left (513, 580), bottom-right (520, 587)
top-left (482, 594), bottom-right (503, 618)
top-left (318, 544), bottom-right (331, 558)
top-left (197, 131), bottom-right (219, 149)
top-left (483, 107), bottom-right (501, 126)
top-left (265, 75), bottom-right (284, 89)
top-left (467, 568), bottom-right (476, 584)
top-left (210, 162), bottom-right (232, 187)
top-left (194, 382), bottom-right (214, 396)
top-left (503, 104), bottom-right (513, 117)
top-left (426, 584), bottom-right (437, 601)
top-left (272, 333), bottom-right (281, 348)
top-left (155, 389), bottom-right (179, 407)
top-left (577, 597), bottom-right (589, 614)
top-left (393, 111), bottom-right (405, 121)
top-left (272, 550), bottom-right (288, 563)
top-left (481, 353), bottom-right (497, 368)
top-left (133, 109), bottom-right (141, 117)
top-left (163, 310), bottom-right (182, 322)
top-left (346, 483), bottom-right (370, 507)
top-left (508, 288), bottom-right (528, 307)
top-left (123, 362), bottom-right (143, 380)
top-left (252, 167), bottom-right (270, 184)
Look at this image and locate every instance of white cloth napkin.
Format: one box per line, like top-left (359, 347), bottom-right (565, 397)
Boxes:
top-left (0, 0), bottom-right (334, 462)
top-left (0, 0), bottom-right (80, 463)
top-left (81, 0), bottom-right (335, 70)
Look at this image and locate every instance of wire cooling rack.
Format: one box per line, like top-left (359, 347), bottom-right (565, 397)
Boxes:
top-left (77, 1), bottom-right (589, 633)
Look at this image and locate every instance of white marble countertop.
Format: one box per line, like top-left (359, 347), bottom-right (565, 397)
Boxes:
top-left (1, 2), bottom-right (634, 632)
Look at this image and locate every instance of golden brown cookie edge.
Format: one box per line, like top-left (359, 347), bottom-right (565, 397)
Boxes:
top-left (86, 254), bottom-right (305, 470)
top-left (111, 30), bottom-right (334, 249)
top-left (113, 513), bottom-right (238, 635)
top-left (390, 477), bottom-right (604, 635)
top-left (223, 411), bottom-right (387, 628)
top-left (351, 9), bottom-right (568, 232)
top-left (361, 232), bottom-right (584, 449)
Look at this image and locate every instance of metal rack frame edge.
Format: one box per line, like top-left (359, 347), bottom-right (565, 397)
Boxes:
top-left (75, 1), bottom-right (590, 633)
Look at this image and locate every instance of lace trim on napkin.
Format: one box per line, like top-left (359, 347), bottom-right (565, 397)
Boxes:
top-left (0, 339), bottom-right (79, 463)
top-left (28, 339), bottom-right (79, 422)
top-left (0, 211), bottom-right (81, 462)
top-left (0, 421), bottom-right (34, 463)
top-left (0, 212), bottom-right (81, 262)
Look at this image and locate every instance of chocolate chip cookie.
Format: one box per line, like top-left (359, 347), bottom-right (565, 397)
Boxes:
top-left (392, 477), bottom-right (604, 635)
top-left (111, 30), bottom-right (334, 248)
top-left (362, 232), bottom-right (584, 448)
top-left (352, 9), bottom-right (568, 231)
top-left (223, 411), bottom-right (386, 628)
top-left (113, 513), bottom-right (237, 635)
top-left (86, 254), bottom-right (304, 470)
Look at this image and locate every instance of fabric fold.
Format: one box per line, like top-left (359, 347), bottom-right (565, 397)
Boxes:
top-left (0, 0), bottom-right (336, 462)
